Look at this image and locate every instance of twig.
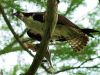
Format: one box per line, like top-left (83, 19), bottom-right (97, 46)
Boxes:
top-left (79, 56), bottom-right (100, 67)
top-left (25, 0), bottom-right (58, 75)
top-left (55, 66), bottom-right (100, 74)
top-left (54, 56), bottom-right (100, 74)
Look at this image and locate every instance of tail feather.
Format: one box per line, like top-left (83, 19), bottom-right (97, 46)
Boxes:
top-left (81, 28), bottom-right (99, 37)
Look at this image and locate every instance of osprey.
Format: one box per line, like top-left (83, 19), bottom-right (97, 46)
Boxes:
top-left (13, 12), bottom-right (99, 51)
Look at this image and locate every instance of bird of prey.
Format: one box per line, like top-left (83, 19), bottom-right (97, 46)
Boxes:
top-left (13, 12), bottom-right (99, 52)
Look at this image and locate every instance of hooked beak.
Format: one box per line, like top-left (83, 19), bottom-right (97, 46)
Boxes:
top-left (13, 11), bottom-right (20, 16)
top-left (12, 11), bottom-right (23, 20)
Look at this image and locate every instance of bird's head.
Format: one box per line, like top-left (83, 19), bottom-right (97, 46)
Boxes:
top-left (13, 11), bottom-right (45, 36)
top-left (13, 11), bottom-right (45, 22)
top-left (13, 11), bottom-right (35, 21)
top-left (13, 11), bottom-right (23, 20)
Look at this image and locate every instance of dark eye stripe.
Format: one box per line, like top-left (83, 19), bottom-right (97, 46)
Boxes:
top-left (32, 14), bottom-right (44, 22)
top-left (22, 12), bottom-right (65, 25)
top-left (23, 13), bottom-right (33, 17)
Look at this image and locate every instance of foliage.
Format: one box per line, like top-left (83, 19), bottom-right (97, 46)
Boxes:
top-left (0, 0), bottom-right (100, 75)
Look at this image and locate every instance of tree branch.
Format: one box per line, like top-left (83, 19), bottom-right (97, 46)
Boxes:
top-left (54, 56), bottom-right (100, 74)
top-left (0, 4), bottom-right (34, 57)
top-left (55, 66), bottom-right (100, 74)
top-left (25, 0), bottom-right (58, 75)
top-left (79, 56), bottom-right (100, 67)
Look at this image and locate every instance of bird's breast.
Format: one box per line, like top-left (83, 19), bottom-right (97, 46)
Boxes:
top-left (23, 17), bottom-right (44, 35)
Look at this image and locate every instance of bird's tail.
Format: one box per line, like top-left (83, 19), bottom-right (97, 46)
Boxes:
top-left (81, 28), bottom-right (99, 37)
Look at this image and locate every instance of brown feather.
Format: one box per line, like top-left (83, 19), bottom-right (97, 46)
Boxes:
top-left (14, 12), bottom-right (89, 51)
top-left (66, 27), bottom-right (89, 51)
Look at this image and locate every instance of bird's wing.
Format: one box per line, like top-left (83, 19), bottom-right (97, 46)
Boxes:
top-left (58, 14), bottom-right (80, 29)
top-left (64, 26), bottom-right (89, 52)
top-left (57, 14), bottom-right (89, 51)
top-left (14, 12), bottom-right (89, 51)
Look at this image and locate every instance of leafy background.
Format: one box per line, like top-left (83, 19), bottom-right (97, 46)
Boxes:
top-left (0, 0), bottom-right (100, 75)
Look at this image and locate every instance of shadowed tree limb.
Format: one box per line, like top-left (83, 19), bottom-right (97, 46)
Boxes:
top-left (25, 0), bottom-right (58, 75)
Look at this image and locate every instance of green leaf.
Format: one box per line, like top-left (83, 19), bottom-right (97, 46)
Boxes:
top-left (64, 0), bottom-right (84, 15)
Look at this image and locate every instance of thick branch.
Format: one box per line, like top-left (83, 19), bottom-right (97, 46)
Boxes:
top-left (25, 0), bottom-right (58, 75)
